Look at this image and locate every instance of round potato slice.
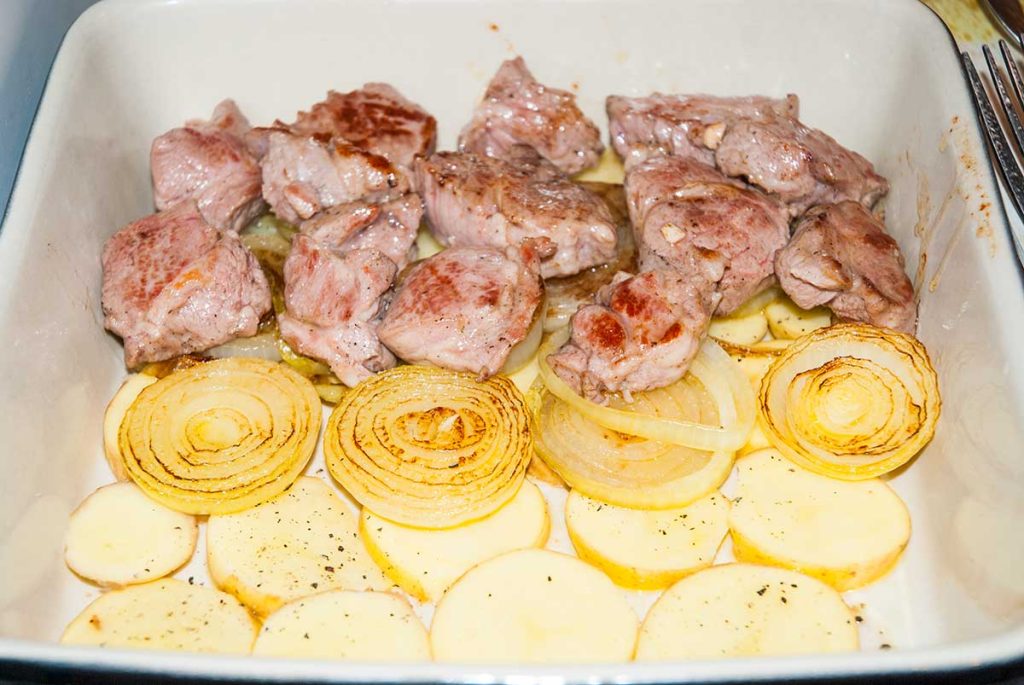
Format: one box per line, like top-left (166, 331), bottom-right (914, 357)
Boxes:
top-left (431, 548), bottom-right (638, 663)
top-left (65, 482), bottom-right (197, 587)
top-left (253, 590), bottom-right (429, 660)
top-left (729, 449), bottom-right (911, 590)
top-left (764, 298), bottom-right (831, 339)
top-left (61, 578), bottom-right (257, 653)
top-left (709, 310), bottom-right (769, 346)
top-left (565, 491), bottom-right (728, 590)
top-left (361, 480), bottom-right (550, 602)
top-left (207, 477), bottom-right (391, 617)
top-left (636, 563), bottom-right (858, 660)
top-left (103, 374), bottom-right (157, 481)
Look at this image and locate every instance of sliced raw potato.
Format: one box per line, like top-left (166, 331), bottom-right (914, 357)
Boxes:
top-left (709, 310), bottom-right (769, 346)
top-left (253, 590), bottom-right (430, 661)
top-left (65, 482), bottom-right (197, 587)
top-left (361, 480), bottom-right (550, 602)
top-left (431, 548), bottom-right (638, 663)
top-left (764, 298), bottom-right (832, 339)
top-left (728, 449), bottom-right (911, 590)
top-left (103, 374), bottom-right (157, 481)
top-left (207, 477), bottom-right (391, 617)
top-left (61, 578), bottom-right (257, 653)
top-left (636, 563), bottom-right (858, 660)
top-left (566, 491), bottom-right (728, 590)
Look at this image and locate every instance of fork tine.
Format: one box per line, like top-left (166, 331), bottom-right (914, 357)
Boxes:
top-left (996, 41), bottom-right (1024, 141)
top-left (999, 39), bottom-right (1024, 108)
top-left (983, 44), bottom-right (1024, 161)
top-left (961, 51), bottom-right (1024, 220)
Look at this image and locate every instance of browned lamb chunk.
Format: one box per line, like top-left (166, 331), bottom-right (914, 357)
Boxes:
top-left (150, 100), bottom-right (265, 232)
top-left (625, 156), bottom-right (790, 315)
top-left (378, 240), bottom-right (552, 377)
top-left (775, 201), bottom-right (916, 332)
top-left (289, 83), bottom-right (437, 172)
top-left (414, 147), bottom-right (616, 278)
top-left (459, 57), bottom-right (603, 174)
top-left (299, 194), bottom-right (424, 271)
top-left (101, 201), bottom-right (271, 367)
top-left (277, 235), bottom-right (397, 386)
top-left (546, 269), bottom-right (713, 401)
top-left (607, 93), bottom-right (797, 169)
top-left (259, 131), bottom-right (408, 225)
top-left (607, 93), bottom-right (887, 216)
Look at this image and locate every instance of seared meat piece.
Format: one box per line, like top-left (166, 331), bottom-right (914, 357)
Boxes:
top-left (547, 270), bottom-right (713, 402)
top-left (378, 241), bottom-right (551, 378)
top-left (459, 57), bottom-right (603, 174)
top-left (300, 194), bottom-right (424, 271)
top-left (607, 93), bottom-right (888, 215)
top-left (101, 202), bottom-right (271, 367)
top-left (150, 100), bottom-right (265, 232)
top-left (775, 201), bottom-right (916, 332)
top-left (626, 156), bottom-right (789, 315)
top-left (607, 94), bottom-right (797, 169)
top-left (260, 130), bottom-right (408, 225)
top-left (278, 235), bottom-right (396, 386)
top-left (289, 84), bottom-right (437, 171)
top-left (715, 117), bottom-right (888, 216)
top-left (415, 147), bottom-right (617, 278)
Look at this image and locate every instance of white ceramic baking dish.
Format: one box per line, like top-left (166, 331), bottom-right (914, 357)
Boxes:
top-left (1, 0), bottom-right (1022, 681)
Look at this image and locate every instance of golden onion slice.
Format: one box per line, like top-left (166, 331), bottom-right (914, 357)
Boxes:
top-left (532, 374), bottom-right (734, 509)
top-left (324, 366), bottom-right (531, 528)
top-left (758, 323), bottom-right (940, 480)
top-left (118, 358), bottom-right (321, 515)
top-left (538, 329), bottom-right (755, 452)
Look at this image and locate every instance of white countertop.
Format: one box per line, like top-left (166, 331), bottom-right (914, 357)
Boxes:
top-left (0, 0), bottom-right (99, 224)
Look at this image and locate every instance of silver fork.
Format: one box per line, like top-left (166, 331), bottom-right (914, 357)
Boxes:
top-left (962, 37), bottom-right (1024, 261)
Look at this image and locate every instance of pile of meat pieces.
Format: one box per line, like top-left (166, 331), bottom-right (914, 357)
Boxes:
top-left (550, 92), bottom-right (915, 400)
top-left (101, 57), bottom-right (613, 382)
top-left (102, 85), bottom-right (435, 382)
top-left (101, 56), bottom-right (916, 402)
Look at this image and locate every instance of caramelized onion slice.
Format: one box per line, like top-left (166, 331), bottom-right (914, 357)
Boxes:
top-left (538, 329), bottom-right (755, 452)
top-left (324, 366), bottom-right (532, 528)
top-left (118, 358), bottom-right (321, 515)
top-left (532, 378), bottom-right (734, 509)
top-left (758, 323), bottom-right (940, 480)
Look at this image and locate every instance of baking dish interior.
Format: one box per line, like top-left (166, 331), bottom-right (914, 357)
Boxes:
top-left (0, 0), bottom-right (1022, 678)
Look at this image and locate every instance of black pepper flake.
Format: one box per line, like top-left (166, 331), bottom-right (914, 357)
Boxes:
top-left (304, 633), bottom-right (310, 640)
top-left (188, 576), bottom-right (194, 585)
top-left (311, 582), bottom-right (318, 589)
top-left (855, 616), bottom-right (864, 623)
top-left (325, 566), bottom-right (335, 573)
top-left (547, 576), bottom-right (552, 582)
top-left (780, 597), bottom-right (788, 604)
top-left (756, 587), bottom-right (767, 596)
top-left (880, 643), bottom-right (892, 650)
